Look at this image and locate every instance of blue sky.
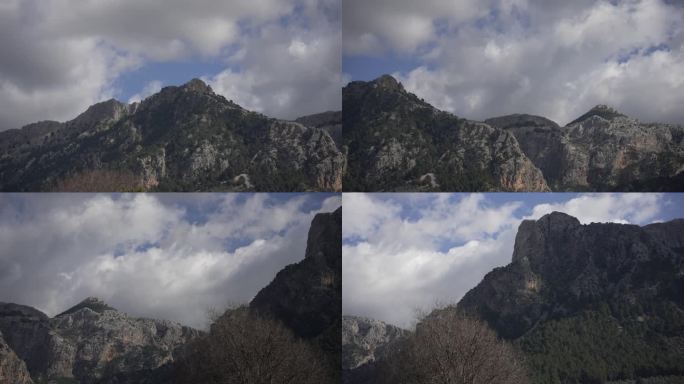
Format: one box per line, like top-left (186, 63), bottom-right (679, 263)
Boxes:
top-left (342, 0), bottom-right (684, 125)
top-left (0, 0), bottom-right (341, 129)
top-left (343, 192), bottom-right (683, 327)
top-left (0, 193), bottom-right (341, 328)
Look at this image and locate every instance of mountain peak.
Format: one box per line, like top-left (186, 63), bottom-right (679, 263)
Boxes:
top-left (372, 74), bottom-right (404, 91)
top-left (72, 98), bottom-right (127, 125)
top-left (57, 297), bottom-right (116, 317)
top-left (182, 78), bottom-right (213, 94)
top-left (568, 104), bottom-right (627, 125)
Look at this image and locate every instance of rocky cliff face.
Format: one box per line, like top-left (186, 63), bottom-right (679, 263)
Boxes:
top-left (341, 316), bottom-right (407, 384)
top-left (0, 331), bottom-right (33, 384)
top-left (0, 79), bottom-right (344, 192)
top-left (343, 75), bottom-right (550, 192)
top-left (344, 74), bottom-right (683, 192)
top-left (342, 316), bottom-right (406, 371)
top-left (0, 298), bottom-right (199, 384)
top-left (486, 105), bottom-right (684, 191)
top-left (458, 212), bottom-right (684, 382)
top-left (250, 207), bottom-right (342, 379)
top-left (296, 111), bottom-right (342, 149)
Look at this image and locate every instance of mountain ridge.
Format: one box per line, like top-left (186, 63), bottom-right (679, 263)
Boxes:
top-left (457, 211), bottom-right (684, 383)
top-left (0, 78), bottom-right (344, 192)
top-left (345, 74), bottom-right (684, 191)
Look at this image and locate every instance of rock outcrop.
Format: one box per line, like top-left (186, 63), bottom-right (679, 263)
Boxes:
top-left (458, 212), bottom-right (684, 382)
top-left (486, 105), bottom-right (684, 191)
top-left (0, 331), bottom-right (33, 384)
top-left (296, 111), bottom-right (342, 148)
top-left (342, 316), bottom-right (406, 370)
top-left (343, 75), bottom-right (550, 192)
top-left (344, 74), bottom-right (683, 191)
top-left (0, 298), bottom-right (199, 384)
top-left (0, 79), bottom-right (344, 192)
top-left (250, 207), bottom-right (342, 379)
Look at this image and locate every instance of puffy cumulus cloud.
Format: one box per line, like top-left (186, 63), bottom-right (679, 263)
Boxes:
top-left (0, 0), bottom-right (339, 129)
top-left (346, 0), bottom-right (684, 125)
top-left (0, 193), bottom-right (340, 329)
top-left (208, 0), bottom-right (342, 119)
top-left (342, 193), bottom-right (667, 327)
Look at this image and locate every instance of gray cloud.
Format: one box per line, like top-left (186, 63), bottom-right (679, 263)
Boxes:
top-left (0, 193), bottom-right (341, 329)
top-left (345, 0), bottom-right (684, 125)
top-left (0, 0), bottom-right (339, 130)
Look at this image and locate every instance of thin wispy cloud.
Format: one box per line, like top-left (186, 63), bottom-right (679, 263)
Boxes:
top-left (343, 0), bottom-right (684, 125)
top-left (342, 193), bottom-right (683, 328)
top-left (0, 193), bottom-right (341, 329)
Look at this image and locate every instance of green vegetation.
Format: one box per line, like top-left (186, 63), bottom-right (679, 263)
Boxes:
top-left (518, 302), bottom-right (684, 384)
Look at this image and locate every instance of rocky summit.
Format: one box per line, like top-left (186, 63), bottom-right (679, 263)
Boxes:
top-left (487, 106), bottom-right (684, 191)
top-left (344, 74), bottom-right (684, 192)
top-left (0, 79), bottom-right (344, 192)
top-left (457, 212), bottom-right (684, 383)
top-left (0, 298), bottom-right (200, 384)
top-left (343, 75), bottom-right (550, 192)
top-left (250, 207), bottom-right (342, 380)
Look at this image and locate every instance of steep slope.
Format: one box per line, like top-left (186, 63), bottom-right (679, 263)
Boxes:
top-left (296, 111), bottom-right (342, 148)
top-left (0, 331), bottom-right (33, 384)
top-left (0, 79), bottom-right (344, 192)
top-left (487, 105), bottom-right (684, 191)
top-left (343, 75), bottom-right (549, 192)
top-left (458, 212), bottom-right (684, 383)
top-left (342, 316), bottom-right (407, 384)
top-left (342, 316), bottom-right (407, 370)
top-left (250, 206), bottom-right (342, 379)
top-left (0, 299), bottom-right (199, 384)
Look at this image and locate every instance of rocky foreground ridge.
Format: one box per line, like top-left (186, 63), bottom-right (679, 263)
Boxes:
top-left (457, 212), bottom-right (684, 383)
top-left (344, 75), bottom-right (684, 191)
top-left (0, 79), bottom-right (344, 192)
top-left (0, 297), bottom-right (199, 384)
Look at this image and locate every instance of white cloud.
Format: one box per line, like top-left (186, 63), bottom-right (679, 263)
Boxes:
top-left (342, 193), bottom-right (665, 328)
top-left (346, 0), bottom-right (684, 125)
top-left (0, 193), bottom-right (340, 329)
top-left (0, 0), bottom-right (339, 129)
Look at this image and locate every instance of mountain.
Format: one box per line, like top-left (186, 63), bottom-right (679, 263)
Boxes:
top-left (344, 74), bottom-right (684, 192)
top-left (0, 299), bottom-right (199, 384)
top-left (343, 75), bottom-right (551, 191)
top-left (486, 105), bottom-right (684, 191)
top-left (0, 79), bottom-right (344, 192)
top-left (457, 212), bottom-right (684, 383)
top-left (0, 331), bottom-right (32, 384)
top-left (0, 207), bottom-right (343, 383)
top-left (250, 206), bottom-right (342, 380)
top-left (342, 316), bottom-right (407, 384)
top-left (296, 111), bottom-right (342, 148)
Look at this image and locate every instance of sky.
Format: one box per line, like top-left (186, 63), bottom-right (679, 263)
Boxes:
top-left (342, 192), bottom-right (684, 328)
top-left (0, 0), bottom-right (341, 130)
top-left (343, 0), bottom-right (684, 125)
top-left (0, 193), bottom-right (341, 329)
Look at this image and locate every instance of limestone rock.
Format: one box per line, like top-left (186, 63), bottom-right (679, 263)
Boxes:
top-left (343, 75), bottom-right (549, 192)
top-left (0, 78), bottom-right (343, 192)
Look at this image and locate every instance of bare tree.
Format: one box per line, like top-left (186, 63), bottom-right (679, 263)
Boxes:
top-left (380, 308), bottom-right (528, 384)
top-left (175, 306), bottom-right (327, 384)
